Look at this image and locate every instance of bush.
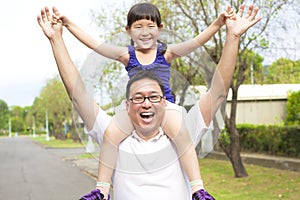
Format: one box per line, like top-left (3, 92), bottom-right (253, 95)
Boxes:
top-left (285, 90), bottom-right (300, 125)
top-left (238, 124), bottom-right (300, 158)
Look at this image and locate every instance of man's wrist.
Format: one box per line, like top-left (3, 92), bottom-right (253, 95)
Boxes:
top-left (49, 34), bottom-right (64, 45)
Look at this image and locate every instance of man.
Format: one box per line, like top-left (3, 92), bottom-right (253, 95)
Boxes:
top-left (37, 4), bottom-right (261, 200)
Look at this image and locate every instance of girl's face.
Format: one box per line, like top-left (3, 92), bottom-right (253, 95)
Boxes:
top-left (126, 19), bottom-right (162, 50)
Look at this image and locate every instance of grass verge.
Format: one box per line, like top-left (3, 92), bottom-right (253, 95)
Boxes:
top-left (201, 158), bottom-right (300, 200)
top-left (32, 135), bottom-right (84, 148)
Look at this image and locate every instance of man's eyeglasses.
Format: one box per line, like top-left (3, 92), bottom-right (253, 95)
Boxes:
top-left (129, 95), bottom-right (164, 104)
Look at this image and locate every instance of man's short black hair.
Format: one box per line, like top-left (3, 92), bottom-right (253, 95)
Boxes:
top-left (126, 70), bottom-right (165, 99)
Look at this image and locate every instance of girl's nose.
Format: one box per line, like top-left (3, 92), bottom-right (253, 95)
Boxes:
top-left (141, 28), bottom-right (149, 35)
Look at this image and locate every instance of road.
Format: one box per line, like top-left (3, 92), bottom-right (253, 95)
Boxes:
top-left (0, 136), bottom-right (95, 200)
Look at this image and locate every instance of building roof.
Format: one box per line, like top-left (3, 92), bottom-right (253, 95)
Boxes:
top-left (191, 84), bottom-right (300, 101)
top-left (226, 84), bottom-right (300, 101)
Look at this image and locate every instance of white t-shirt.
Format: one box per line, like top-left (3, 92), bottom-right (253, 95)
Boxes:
top-left (86, 102), bottom-right (210, 200)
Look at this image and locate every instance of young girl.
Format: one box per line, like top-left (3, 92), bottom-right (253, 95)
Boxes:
top-left (53, 3), bottom-right (233, 199)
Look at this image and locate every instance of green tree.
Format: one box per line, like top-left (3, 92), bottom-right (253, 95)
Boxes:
top-left (285, 90), bottom-right (300, 125)
top-left (0, 99), bottom-right (9, 132)
top-left (10, 106), bottom-right (25, 133)
top-left (91, 0), bottom-right (296, 177)
top-left (241, 50), bottom-right (264, 84)
top-left (264, 58), bottom-right (300, 84)
top-left (32, 77), bottom-right (76, 140)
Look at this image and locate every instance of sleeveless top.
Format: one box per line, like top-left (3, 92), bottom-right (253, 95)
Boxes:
top-left (125, 43), bottom-right (174, 103)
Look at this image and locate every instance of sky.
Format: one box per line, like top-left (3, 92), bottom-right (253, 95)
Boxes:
top-left (0, 0), bottom-right (105, 107)
top-left (0, 0), bottom-right (299, 107)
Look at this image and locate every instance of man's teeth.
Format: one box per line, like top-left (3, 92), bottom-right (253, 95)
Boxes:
top-left (140, 113), bottom-right (154, 118)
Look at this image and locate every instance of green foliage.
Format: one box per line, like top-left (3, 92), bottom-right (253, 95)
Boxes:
top-left (98, 61), bottom-right (126, 109)
top-left (238, 124), bottom-right (300, 157)
top-left (264, 58), bottom-right (300, 84)
top-left (285, 90), bottom-right (300, 125)
top-left (219, 129), bottom-right (231, 147)
top-left (239, 50), bottom-right (264, 84)
top-left (30, 77), bottom-right (74, 140)
top-left (0, 99), bottom-right (9, 131)
top-left (10, 106), bottom-right (29, 133)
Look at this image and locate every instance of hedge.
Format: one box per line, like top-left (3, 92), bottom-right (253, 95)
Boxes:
top-left (238, 124), bottom-right (300, 158)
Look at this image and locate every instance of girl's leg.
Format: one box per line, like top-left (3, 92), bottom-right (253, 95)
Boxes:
top-left (97, 109), bottom-right (134, 199)
top-left (162, 105), bottom-right (203, 193)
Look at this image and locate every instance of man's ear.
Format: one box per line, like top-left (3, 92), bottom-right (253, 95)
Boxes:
top-left (163, 96), bottom-right (167, 106)
top-left (159, 23), bottom-right (164, 29)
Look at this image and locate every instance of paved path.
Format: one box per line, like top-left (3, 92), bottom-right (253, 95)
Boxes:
top-left (0, 136), bottom-right (95, 200)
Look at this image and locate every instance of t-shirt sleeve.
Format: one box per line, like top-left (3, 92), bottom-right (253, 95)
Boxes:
top-left (185, 101), bottom-right (213, 147)
top-left (84, 107), bottom-right (112, 145)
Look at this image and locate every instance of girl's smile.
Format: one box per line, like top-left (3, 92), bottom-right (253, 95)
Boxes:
top-left (127, 19), bottom-right (162, 50)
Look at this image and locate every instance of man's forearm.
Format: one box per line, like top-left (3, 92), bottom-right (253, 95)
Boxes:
top-left (50, 35), bottom-right (98, 131)
top-left (50, 36), bottom-right (80, 99)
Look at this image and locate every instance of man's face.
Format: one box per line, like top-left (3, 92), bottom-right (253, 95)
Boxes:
top-left (126, 78), bottom-right (166, 140)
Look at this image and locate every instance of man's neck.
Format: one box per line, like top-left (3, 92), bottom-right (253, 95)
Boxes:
top-left (135, 128), bottom-right (161, 141)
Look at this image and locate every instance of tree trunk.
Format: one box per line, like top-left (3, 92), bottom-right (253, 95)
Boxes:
top-left (219, 87), bottom-right (248, 177)
top-left (228, 126), bottom-right (248, 177)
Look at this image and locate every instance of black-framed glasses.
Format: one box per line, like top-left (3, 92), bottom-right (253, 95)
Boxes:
top-left (129, 95), bottom-right (164, 104)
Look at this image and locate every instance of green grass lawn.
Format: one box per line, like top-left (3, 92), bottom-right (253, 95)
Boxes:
top-left (32, 136), bottom-right (300, 199)
top-left (32, 135), bottom-right (84, 148)
top-left (200, 158), bottom-right (300, 200)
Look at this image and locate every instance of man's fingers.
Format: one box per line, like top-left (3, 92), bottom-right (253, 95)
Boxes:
top-left (37, 15), bottom-right (42, 25)
top-left (237, 4), bottom-right (245, 17)
top-left (249, 7), bottom-right (260, 21)
top-left (244, 4), bottom-right (254, 19)
top-left (45, 7), bottom-right (52, 22)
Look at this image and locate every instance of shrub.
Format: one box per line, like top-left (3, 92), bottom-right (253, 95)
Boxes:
top-left (238, 124), bottom-right (300, 158)
top-left (285, 90), bottom-right (300, 125)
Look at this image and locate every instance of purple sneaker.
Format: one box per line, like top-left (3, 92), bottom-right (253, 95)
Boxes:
top-left (79, 189), bottom-right (110, 200)
top-left (192, 189), bottom-right (215, 200)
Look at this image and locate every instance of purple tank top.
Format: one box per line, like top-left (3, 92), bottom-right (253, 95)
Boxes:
top-left (125, 43), bottom-right (174, 103)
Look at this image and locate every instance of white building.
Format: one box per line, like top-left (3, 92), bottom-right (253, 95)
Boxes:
top-left (191, 84), bottom-right (300, 125)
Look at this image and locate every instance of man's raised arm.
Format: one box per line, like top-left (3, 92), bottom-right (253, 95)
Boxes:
top-left (37, 7), bottom-right (99, 131)
top-left (200, 4), bottom-right (261, 126)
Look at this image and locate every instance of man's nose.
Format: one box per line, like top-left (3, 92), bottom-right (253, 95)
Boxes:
top-left (142, 97), bottom-right (152, 107)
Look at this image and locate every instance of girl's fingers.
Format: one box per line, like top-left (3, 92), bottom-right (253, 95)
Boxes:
top-left (225, 5), bottom-right (236, 20)
top-left (52, 7), bottom-right (60, 17)
top-left (52, 15), bottom-right (58, 25)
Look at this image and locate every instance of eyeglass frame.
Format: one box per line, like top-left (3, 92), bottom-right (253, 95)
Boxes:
top-left (128, 95), bottom-right (164, 104)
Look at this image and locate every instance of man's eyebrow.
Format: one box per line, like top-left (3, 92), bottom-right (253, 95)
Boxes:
top-left (132, 91), bottom-right (161, 96)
